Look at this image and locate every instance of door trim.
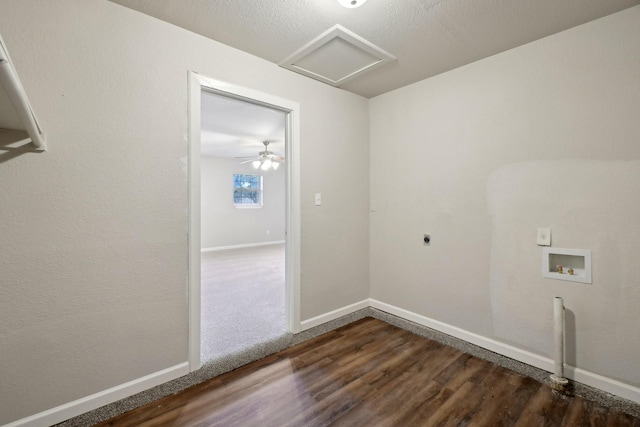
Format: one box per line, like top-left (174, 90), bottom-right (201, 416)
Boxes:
top-left (187, 71), bottom-right (301, 371)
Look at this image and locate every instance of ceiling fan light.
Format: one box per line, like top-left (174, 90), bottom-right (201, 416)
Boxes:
top-left (252, 160), bottom-right (261, 169)
top-left (261, 159), bottom-right (272, 170)
top-left (337, 0), bottom-right (367, 8)
top-left (272, 161), bottom-right (280, 170)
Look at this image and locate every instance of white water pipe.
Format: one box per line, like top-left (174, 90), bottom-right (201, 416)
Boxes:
top-left (554, 296), bottom-right (565, 378)
top-left (550, 296), bottom-right (569, 392)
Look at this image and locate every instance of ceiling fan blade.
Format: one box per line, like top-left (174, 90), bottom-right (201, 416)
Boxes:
top-left (267, 155), bottom-right (285, 161)
top-left (239, 159), bottom-right (258, 164)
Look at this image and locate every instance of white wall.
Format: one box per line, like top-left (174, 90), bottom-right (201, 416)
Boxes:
top-left (0, 0), bottom-right (369, 424)
top-left (370, 5), bottom-right (640, 389)
top-left (201, 157), bottom-right (285, 249)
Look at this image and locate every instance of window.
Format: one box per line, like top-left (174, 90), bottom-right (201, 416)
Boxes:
top-left (233, 174), bottom-right (263, 208)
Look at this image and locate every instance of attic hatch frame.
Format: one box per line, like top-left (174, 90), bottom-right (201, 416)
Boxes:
top-left (279, 24), bottom-right (396, 87)
top-left (0, 34), bottom-right (46, 150)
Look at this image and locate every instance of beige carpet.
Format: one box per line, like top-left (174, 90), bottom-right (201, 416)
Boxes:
top-left (200, 243), bottom-right (287, 363)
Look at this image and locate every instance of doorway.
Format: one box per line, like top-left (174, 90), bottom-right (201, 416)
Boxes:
top-left (187, 72), bottom-right (301, 371)
top-left (200, 92), bottom-right (285, 363)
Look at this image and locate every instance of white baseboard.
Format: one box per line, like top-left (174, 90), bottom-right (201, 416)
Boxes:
top-left (369, 299), bottom-right (640, 405)
top-left (567, 365), bottom-right (640, 405)
top-left (9, 298), bottom-right (640, 426)
top-left (300, 299), bottom-right (369, 331)
top-left (5, 363), bottom-right (189, 427)
top-left (369, 299), bottom-right (551, 370)
top-left (201, 240), bottom-right (285, 253)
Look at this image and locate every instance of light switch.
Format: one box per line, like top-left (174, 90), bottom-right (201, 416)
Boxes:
top-left (315, 193), bottom-right (322, 206)
top-left (537, 228), bottom-right (551, 246)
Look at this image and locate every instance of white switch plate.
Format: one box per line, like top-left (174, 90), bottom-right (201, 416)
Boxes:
top-left (537, 228), bottom-right (551, 246)
top-left (315, 193), bottom-right (322, 206)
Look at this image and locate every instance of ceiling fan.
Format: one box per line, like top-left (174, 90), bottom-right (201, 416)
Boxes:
top-left (236, 141), bottom-right (285, 171)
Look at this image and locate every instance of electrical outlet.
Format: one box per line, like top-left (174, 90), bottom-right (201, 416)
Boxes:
top-left (537, 228), bottom-right (551, 246)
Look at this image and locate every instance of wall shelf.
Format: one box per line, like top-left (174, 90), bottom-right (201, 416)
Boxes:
top-left (543, 247), bottom-right (592, 284)
top-left (0, 34), bottom-right (46, 150)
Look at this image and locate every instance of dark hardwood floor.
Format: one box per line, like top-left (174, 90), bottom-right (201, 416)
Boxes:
top-left (96, 318), bottom-right (640, 426)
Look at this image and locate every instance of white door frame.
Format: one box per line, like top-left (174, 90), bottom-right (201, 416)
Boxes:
top-left (187, 71), bottom-right (301, 371)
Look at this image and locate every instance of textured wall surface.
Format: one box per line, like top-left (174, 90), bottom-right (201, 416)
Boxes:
top-left (0, 0), bottom-right (369, 424)
top-left (488, 160), bottom-right (640, 378)
top-left (200, 157), bottom-right (285, 248)
top-left (370, 6), bottom-right (640, 387)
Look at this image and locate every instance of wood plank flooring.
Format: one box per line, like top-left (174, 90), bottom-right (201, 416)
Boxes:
top-left (96, 318), bottom-right (640, 427)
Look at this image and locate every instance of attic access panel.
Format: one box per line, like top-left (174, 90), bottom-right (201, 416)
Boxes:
top-left (279, 24), bottom-right (396, 87)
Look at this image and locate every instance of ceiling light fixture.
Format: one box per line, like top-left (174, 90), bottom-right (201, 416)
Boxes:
top-left (260, 159), bottom-right (273, 171)
top-left (238, 141), bottom-right (284, 171)
top-left (337, 0), bottom-right (367, 8)
top-left (255, 157), bottom-right (280, 171)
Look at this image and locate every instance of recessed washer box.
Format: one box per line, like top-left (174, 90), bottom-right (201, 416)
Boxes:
top-left (543, 247), bottom-right (592, 284)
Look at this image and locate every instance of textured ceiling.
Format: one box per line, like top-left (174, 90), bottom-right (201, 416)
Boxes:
top-left (111, 0), bottom-right (639, 98)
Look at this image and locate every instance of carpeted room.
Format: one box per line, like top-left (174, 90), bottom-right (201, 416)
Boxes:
top-left (200, 244), bottom-right (287, 363)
